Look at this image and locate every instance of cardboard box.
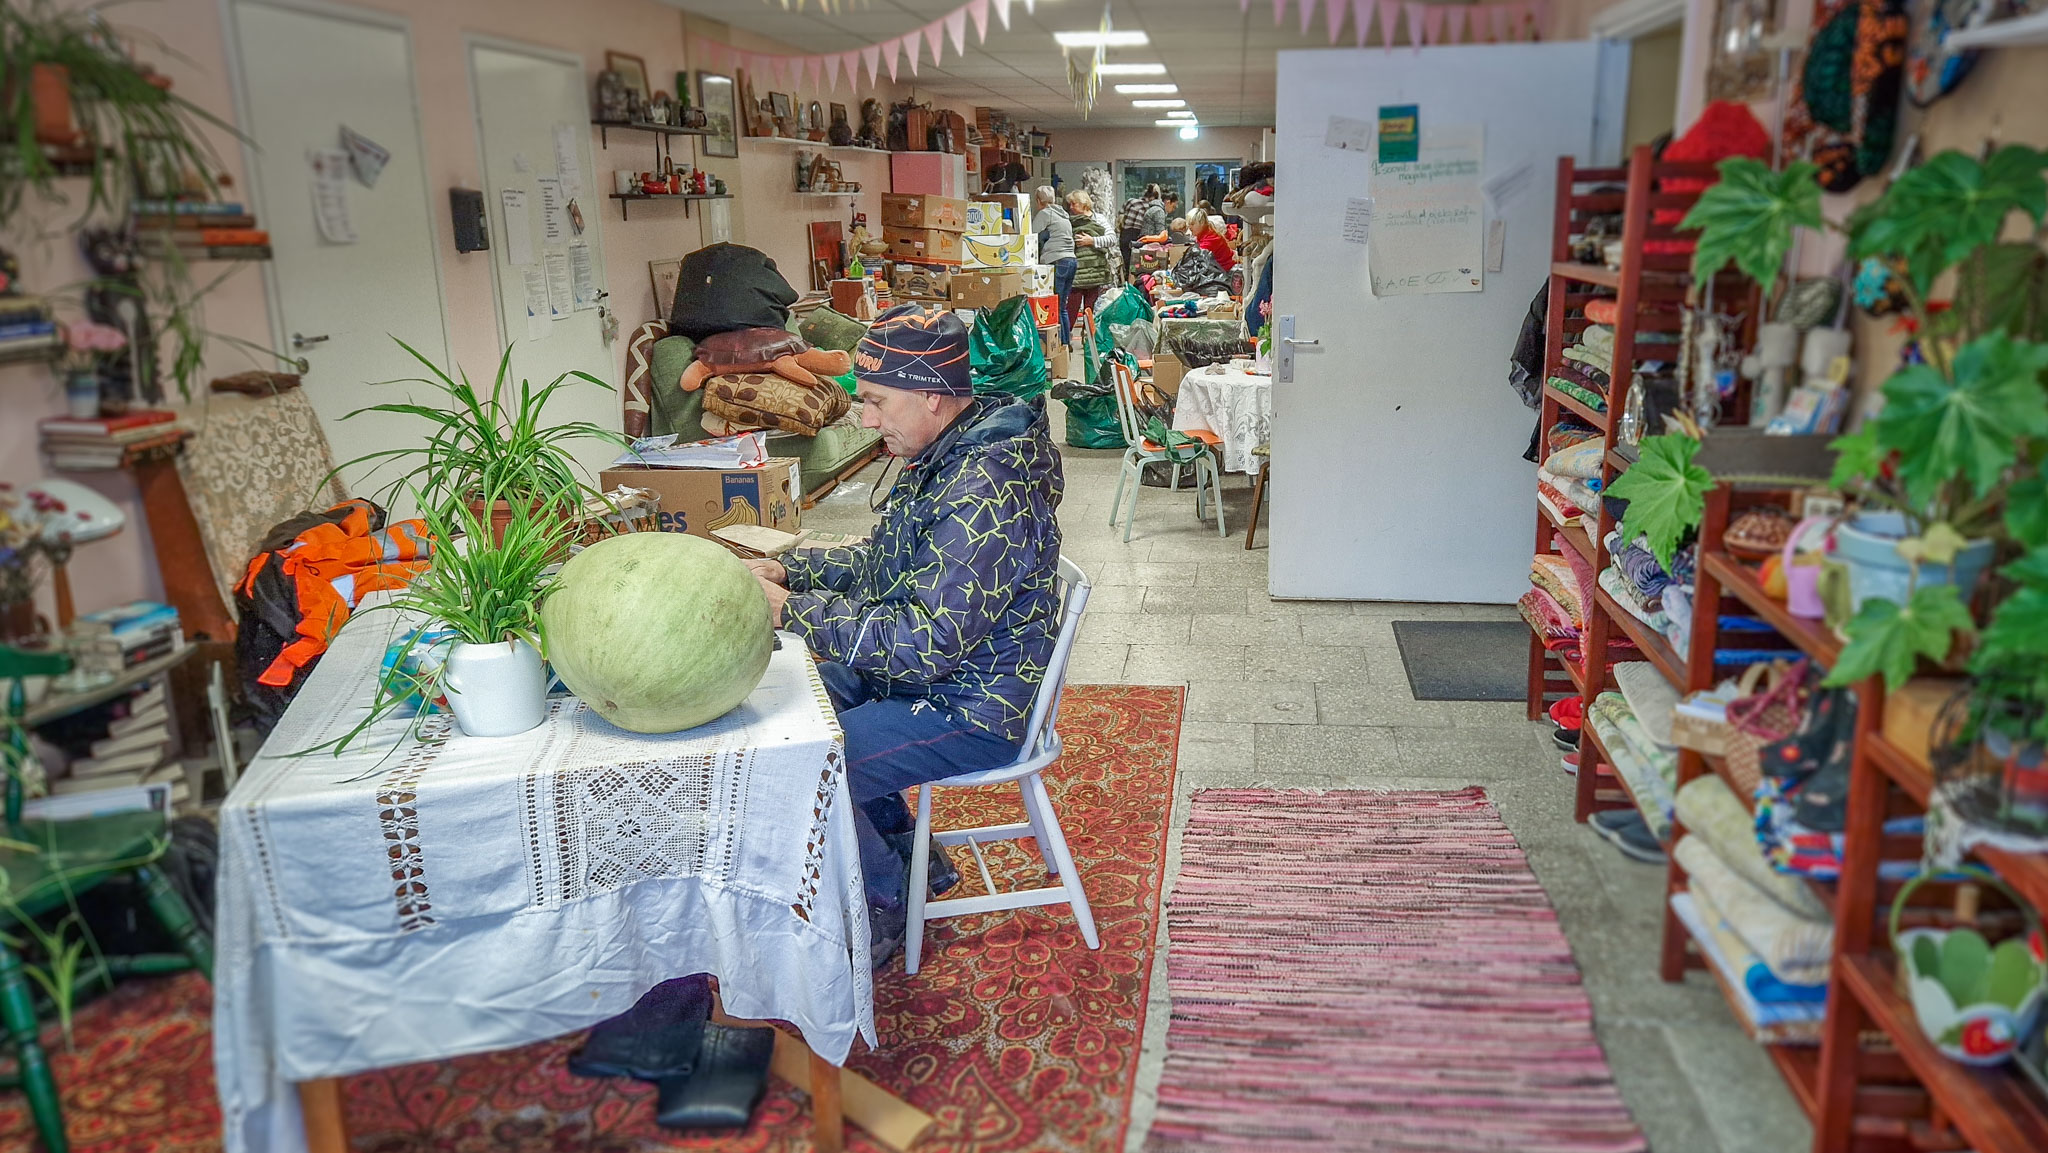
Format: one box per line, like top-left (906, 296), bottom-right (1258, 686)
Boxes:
top-left (889, 261), bottom-right (953, 299)
top-left (972, 193), bottom-right (1030, 234)
top-left (1027, 292), bottom-right (1059, 329)
top-left (889, 151), bottom-right (967, 197)
top-left (962, 231), bottom-right (1037, 268)
top-left (1882, 678), bottom-right (1968, 770)
top-left (829, 277), bottom-right (878, 320)
top-left (599, 460), bottom-right (800, 541)
top-left (1026, 263), bottom-right (1054, 294)
top-left (963, 202), bottom-right (1005, 236)
top-left (1048, 343), bottom-right (1071, 380)
top-left (1151, 351), bottom-right (1186, 398)
top-left (949, 268), bottom-right (1027, 310)
top-left (885, 226), bottom-right (964, 265)
top-left (881, 193), bottom-right (968, 232)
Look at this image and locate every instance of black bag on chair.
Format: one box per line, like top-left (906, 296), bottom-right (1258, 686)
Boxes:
top-left (668, 244), bottom-right (799, 341)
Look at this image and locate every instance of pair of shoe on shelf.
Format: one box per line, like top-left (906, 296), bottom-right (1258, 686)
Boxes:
top-left (567, 974), bottom-right (776, 1131)
top-left (1590, 808), bottom-right (1667, 864)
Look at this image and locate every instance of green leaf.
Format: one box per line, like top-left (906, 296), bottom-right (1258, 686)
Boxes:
top-left (1963, 243), bottom-right (2048, 342)
top-left (1828, 426), bottom-right (1888, 491)
top-left (1974, 549), bottom-right (2048, 670)
top-left (1825, 582), bottom-right (1974, 690)
top-left (1938, 929), bottom-right (1992, 1008)
top-left (2007, 475), bottom-right (2048, 549)
top-left (1875, 333), bottom-right (2048, 505)
top-left (1853, 148), bottom-right (2048, 290)
top-left (1605, 433), bottom-right (1713, 570)
top-left (1680, 158), bottom-right (1825, 284)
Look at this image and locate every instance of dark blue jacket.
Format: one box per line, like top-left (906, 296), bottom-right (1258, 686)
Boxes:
top-left (781, 396), bottom-right (1063, 744)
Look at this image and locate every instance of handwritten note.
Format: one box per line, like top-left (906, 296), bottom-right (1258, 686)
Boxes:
top-left (1368, 124), bottom-right (1484, 298)
top-left (308, 150), bottom-right (356, 244)
top-left (569, 242), bottom-right (597, 311)
top-left (1342, 197), bottom-right (1374, 245)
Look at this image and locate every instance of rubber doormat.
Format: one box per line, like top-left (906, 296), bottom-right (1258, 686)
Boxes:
top-left (1390, 619), bottom-right (1528, 701)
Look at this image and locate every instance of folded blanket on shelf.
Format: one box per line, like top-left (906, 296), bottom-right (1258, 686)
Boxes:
top-left (1599, 565), bottom-right (1671, 633)
top-left (1532, 554), bottom-right (1587, 622)
top-left (1664, 584), bottom-right (1694, 659)
top-left (1553, 357), bottom-right (1613, 393)
top-left (1612, 537), bottom-right (1672, 603)
top-left (1675, 835), bottom-right (1833, 984)
top-left (1538, 466), bottom-right (1601, 517)
top-left (1612, 661), bottom-right (1679, 750)
top-left (1519, 587), bottom-right (1580, 641)
top-left (1562, 344), bottom-right (1615, 376)
top-left (1545, 419), bottom-right (1601, 456)
top-left (1756, 781), bottom-right (1926, 881)
top-left (1677, 889), bottom-right (1830, 1017)
top-left (1590, 690), bottom-right (1677, 838)
top-left (1578, 323), bottom-right (1616, 354)
top-left (1537, 482), bottom-right (1583, 526)
top-left (1543, 438), bottom-right (1605, 480)
top-left (1583, 299), bottom-right (1620, 326)
top-left (1674, 775), bottom-right (1832, 922)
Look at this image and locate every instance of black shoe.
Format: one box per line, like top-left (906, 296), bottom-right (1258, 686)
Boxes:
top-left (568, 975), bottom-right (711, 1082)
top-left (1591, 809), bottom-right (1667, 863)
top-left (869, 898), bottom-right (907, 969)
top-left (883, 830), bottom-right (961, 897)
top-left (653, 1024), bottom-right (777, 1131)
top-left (1552, 726), bottom-right (1581, 752)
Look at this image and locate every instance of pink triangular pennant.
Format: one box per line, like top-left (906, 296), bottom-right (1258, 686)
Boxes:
top-left (1240, 0), bottom-right (1251, 11)
top-left (1326, 0), bottom-right (1347, 42)
top-left (969, 0), bottom-right (991, 40)
top-left (1531, 0), bottom-right (1550, 37)
top-left (1022, 0), bottom-right (1034, 12)
top-left (1456, 5), bottom-right (1477, 40)
top-left (947, 9), bottom-right (969, 53)
top-left (924, 20), bottom-right (945, 65)
top-left (1353, 0), bottom-right (1372, 44)
top-left (1377, 0), bottom-right (1399, 50)
top-left (843, 51), bottom-right (862, 89)
top-left (824, 53), bottom-right (841, 91)
top-left (1423, 3), bottom-right (1446, 43)
top-left (1404, 2), bottom-right (1425, 49)
top-left (1273, 0), bottom-right (1288, 28)
top-left (1490, 3), bottom-right (1510, 40)
top-left (993, 0), bottom-right (1012, 29)
top-left (882, 37), bottom-right (901, 80)
top-left (862, 44), bottom-right (882, 84)
top-left (902, 32), bottom-right (920, 77)
top-left (1299, 0), bottom-right (1317, 36)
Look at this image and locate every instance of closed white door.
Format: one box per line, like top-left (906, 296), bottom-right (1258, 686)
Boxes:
top-left (468, 41), bottom-right (619, 484)
top-left (230, 0), bottom-right (450, 497)
top-left (1270, 42), bottom-right (1626, 602)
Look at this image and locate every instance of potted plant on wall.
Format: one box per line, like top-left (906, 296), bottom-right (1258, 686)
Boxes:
top-left (1679, 147), bottom-right (2048, 691)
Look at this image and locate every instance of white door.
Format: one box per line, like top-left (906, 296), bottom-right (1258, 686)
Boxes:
top-left (469, 41), bottom-right (619, 483)
top-left (1270, 42), bottom-right (1627, 602)
top-left (230, 0), bottom-right (450, 497)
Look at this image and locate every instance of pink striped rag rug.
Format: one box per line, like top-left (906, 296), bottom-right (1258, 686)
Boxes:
top-left (1145, 787), bottom-right (1647, 1153)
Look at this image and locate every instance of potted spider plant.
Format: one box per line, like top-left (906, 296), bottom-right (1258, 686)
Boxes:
top-left (1678, 147), bottom-right (2048, 691)
top-left (332, 339), bottom-right (624, 535)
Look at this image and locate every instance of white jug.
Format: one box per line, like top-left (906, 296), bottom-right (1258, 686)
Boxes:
top-left (442, 639), bottom-right (547, 737)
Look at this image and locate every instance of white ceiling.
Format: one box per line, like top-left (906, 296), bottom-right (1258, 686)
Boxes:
top-left (659, 0), bottom-right (1356, 129)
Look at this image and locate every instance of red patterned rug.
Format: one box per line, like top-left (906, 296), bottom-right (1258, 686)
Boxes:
top-left (1145, 788), bottom-right (1647, 1153)
top-left (0, 685), bottom-right (1181, 1153)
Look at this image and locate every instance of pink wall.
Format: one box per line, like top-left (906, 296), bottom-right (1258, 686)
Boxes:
top-left (0, 0), bottom-right (914, 627)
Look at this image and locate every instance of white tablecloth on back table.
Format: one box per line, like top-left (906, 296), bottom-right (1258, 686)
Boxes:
top-left (1171, 361), bottom-right (1272, 474)
top-left (214, 605), bottom-right (870, 1153)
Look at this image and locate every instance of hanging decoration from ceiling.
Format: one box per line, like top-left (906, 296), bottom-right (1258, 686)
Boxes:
top-left (706, 0), bottom-right (1550, 98)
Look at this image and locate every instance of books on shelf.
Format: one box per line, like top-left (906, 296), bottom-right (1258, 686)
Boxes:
top-left (130, 200), bottom-right (248, 216)
top-left (39, 409), bottom-right (178, 437)
top-left (27, 778), bottom-right (177, 820)
top-left (73, 602), bottom-right (183, 676)
top-left (40, 418), bottom-right (190, 470)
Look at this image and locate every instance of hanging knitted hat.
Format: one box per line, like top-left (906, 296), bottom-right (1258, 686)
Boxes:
top-left (1787, 0), bottom-right (1909, 193)
top-left (1654, 101), bottom-right (1773, 229)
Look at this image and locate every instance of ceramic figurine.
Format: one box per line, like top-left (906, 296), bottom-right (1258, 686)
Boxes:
top-left (828, 105), bottom-right (854, 147)
top-left (857, 99), bottom-right (885, 150)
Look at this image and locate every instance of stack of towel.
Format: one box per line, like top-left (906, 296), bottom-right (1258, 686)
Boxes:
top-left (1549, 323), bottom-right (1615, 412)
top-left (1588, 662), bottom-right (1681, 839)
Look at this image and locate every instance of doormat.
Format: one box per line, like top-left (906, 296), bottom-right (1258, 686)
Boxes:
top-left (1145, 788), bottom-right (1647, 1153)
top-left (0, 686), bottom-right (1183, 1153)
top-left (1390, 618), bottom-right (1530, 701)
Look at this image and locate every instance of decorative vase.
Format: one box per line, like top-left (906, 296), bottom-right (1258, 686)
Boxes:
top-left (30, 63), bottom-right (80, 147)
top-left (64, 372), bottom-right (100, 419)
top-left (442, 639), bottom-right (548, 737)
top-left (1835, 511), bottom-right (1997, 613)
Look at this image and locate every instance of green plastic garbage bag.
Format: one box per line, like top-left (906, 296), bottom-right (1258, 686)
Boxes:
top-left (830, 369), bottom-right (858, 396)
top-left (1092, 286), bottom-right (1152, 358)
top-left (968, 296), bottom-right (1050, 400)
top-left (1050, 379), bottom-right (1126, 450)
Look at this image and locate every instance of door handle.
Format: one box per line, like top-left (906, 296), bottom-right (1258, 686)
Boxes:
top-left (1282, 337), bottom-right (1319, 347)
top-left (291, 332), bottom-right (330, 349)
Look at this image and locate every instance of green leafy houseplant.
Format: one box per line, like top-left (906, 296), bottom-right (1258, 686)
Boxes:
top-left (1680, 149), bottom-right (2048, 691)
top-left (1606, 433), bottom-right (1715, 570)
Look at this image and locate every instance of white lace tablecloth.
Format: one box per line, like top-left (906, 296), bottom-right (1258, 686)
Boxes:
top-left (1172, 361), bottom-right (1272, 474)
top-left (214, 603), bottom-right (869, 1153)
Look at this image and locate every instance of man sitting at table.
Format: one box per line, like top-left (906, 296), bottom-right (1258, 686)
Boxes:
top-left (746, 302), bottom-right (1065, 962)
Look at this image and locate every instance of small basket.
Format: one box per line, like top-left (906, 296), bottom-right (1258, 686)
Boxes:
top-left (1890, 865), bottom-right (2048, 1067)
top-left (1671, 710), bottom-right (1732, 757)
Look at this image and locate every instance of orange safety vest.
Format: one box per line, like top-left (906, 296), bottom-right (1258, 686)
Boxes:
top-left (238, 499), bottom-right (433, 688)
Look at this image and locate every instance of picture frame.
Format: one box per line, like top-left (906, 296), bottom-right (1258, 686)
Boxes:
top-left (649, 258), bottom-right (682, 320)
top-left (606, 51), bottom-right (649, 101)
top-left (768, 91), bottom-right (794, 123)
top-left (698, 71), bottom-right (738, 157)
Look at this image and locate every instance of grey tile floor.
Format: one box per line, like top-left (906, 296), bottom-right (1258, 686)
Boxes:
top-left (800, 405), bottom-right (1810, 1153)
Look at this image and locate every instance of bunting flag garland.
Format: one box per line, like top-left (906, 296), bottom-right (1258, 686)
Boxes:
top-left (884, 35), bottom-right (902, 80)
top-left (1491, 2), bottom-right (1511, 40)
top-left (1377, 0), bottom-right (1400, 49)
top-left (861, 43), bottom-right (881, 85)
top-left (968, 0), bottom-right (990, 42)
top-left (1423, 3), bottom-right (1447, 44)
top-left (1353, 0), bottom-right (1372, 45)
top-left (1326, 0), bottom-right (1347, 43)
top-left (946, 9), bottom-right (969, 55)
top-left (904, 29), bottom-right (922, 76)
top-left (1299, 0), bottom-right (1318, 37)
top-left (993, 0), bottom-right (1012, 30)
top-left (1404, 1), bottom-right (1426, 51)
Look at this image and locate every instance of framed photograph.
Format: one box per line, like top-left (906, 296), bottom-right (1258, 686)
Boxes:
top-left (697, 71), bottom-right (738, 157)
top-left (606, 51), bottom-right (649, 100)
top-left (830, 102), bottom-right (848, 127)
top-left (649, 258), bottom-right (682, 320)
top-left (768, 91), bottom-right (794, 122)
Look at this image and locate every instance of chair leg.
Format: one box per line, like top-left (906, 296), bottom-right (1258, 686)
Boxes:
top-left (1203, 456), bottom-right (1227, 537)
top-left (1025, 774), bottom-right (1099, 950)
top-left (1120, 463), bottom-right (1142, 543)
top-left (1244, 463), bottom-right (1268, 550)
top-left (904, 785), bottom-right (934, 976)
top-left (0, 942), bottom-right (68, 1153)
top-left (136, 864), bottom-right (212, 981)
top-left (1109, 456), bottom-right (1131, 528)
top-left (1017, 777), bottom-right (1058, 877)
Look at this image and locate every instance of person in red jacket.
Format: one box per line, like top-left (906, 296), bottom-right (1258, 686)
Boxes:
top-left (1187, 207), bottom-right (1236, 271)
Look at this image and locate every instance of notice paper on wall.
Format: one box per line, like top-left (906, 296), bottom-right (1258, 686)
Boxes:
top-left (538, 178), bottom-right (567, 244)
top-left (1341, 197), bottom-right (1374, 244)
top-left (544, 249), bottom-right (573, 319)
top-left (552, 122), bottom-right (582, 198)
top-left (522, 267), bottom-right (548, 340)
top-left (1367, 123), bottom-right (1484, 298)
top-left (500, 188), bottom-right (533, 265)
top-left (569, 243), bottom-right (598, 310)
top-left (1324, 115), bottom-right (1372, 153)
top-left (339, 125), bottom-right (390, 188)
top-left (308, 149), bottom-right (356, 244)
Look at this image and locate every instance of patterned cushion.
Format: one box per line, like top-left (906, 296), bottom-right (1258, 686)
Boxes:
top-left (702, 373), bottom-right (851, 437)
top-left (622, 320), bottom-right (670, 439)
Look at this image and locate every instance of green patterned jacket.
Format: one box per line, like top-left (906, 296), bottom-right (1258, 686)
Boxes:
top-left (781, 396), bottom-right (1064, 744)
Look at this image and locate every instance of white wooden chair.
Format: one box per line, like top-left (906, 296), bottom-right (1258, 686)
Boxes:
top-left (904, 556), bottom-right (1099, 975)
top-left (1105, 358), bottom-right (1225, 541)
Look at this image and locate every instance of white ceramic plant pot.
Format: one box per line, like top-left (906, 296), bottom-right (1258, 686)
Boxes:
top-left (442, 639), bottom-right (547, 738)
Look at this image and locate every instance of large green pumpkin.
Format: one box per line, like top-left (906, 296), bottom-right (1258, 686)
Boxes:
top-left (541, 532), bottom-right (774, 733)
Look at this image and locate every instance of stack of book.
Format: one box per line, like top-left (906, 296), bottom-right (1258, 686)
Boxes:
top-left (39, 409), bottom-right (190, 471)
top-left (50, 680), bottom-right (188, 804)
top-left (132, 200), bottom-right (272, 260)
top-left (0, 294), bottom-right (58, 360)
top-left (71, 600), bottom-right (183, 676)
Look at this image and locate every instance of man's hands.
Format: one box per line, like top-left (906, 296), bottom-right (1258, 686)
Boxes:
top-left (746, 558), bottom-right (789, 628)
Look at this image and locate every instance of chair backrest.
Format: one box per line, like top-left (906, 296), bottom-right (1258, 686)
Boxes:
top-left (1108, 358), bottom-right (1146, 446)
top-left (1016, 555), bottom-right (1092, 765)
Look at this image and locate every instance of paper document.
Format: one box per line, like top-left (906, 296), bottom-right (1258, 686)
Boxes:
top-left (500, 188), bottom-right (533, 265)
top-left (1324, 115), bottom-right (1372, 153)
top-left (538, 177), bottom-right (567, 243)
top-left (570, 242), bottom-right (598, 311)
top-left (308, 149), bottom-right (356, 244)
top-left (522, 267), bottom-right (548, 340)
top-left (552, 122), bottom-right (583, 198)
top-left (1342, 198), bottom-right (1374, 245)
top-left (340, 125), bottom-right (390, 188)
top-left (1368, 124), bottom-right (1485, 298)
top-left (543, 249), bottom-right (573, 319)
top-left (615, 431), bottom-right (772, 470)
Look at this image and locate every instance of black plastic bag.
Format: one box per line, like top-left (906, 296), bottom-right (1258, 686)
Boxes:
top-left (669, 244), bottom-right (798, 340)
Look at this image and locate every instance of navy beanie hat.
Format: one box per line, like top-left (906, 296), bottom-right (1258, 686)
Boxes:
top-left (853, 303), bottom-right (973, 395)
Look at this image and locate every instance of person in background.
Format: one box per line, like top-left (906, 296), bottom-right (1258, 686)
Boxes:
top-left (1118, 183), bottom-right (1165, 286)
top-left (1033, 184), bottom-right (1078, 345)
top-left (1141, 217), bottom-right (1193, 246)
top-left (1187, 207), bottom-right (1237, 271)
top-left (1066, 189), bottom-right (1113, 328)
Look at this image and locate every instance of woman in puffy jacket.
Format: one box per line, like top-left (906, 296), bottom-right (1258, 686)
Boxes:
top-left (1066, 189), bottom-right (1113, 324)
top-left (1186, 206), bottom-right (1237, 271)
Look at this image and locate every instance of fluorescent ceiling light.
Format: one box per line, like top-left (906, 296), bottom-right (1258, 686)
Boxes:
top-left (1114, 83), bottom-right (1178, 94)
top-left (1178, 125), bottom-right (1200, 140)
top-left (1164, 110), bottom-right (1196, 118)
top-left (1155, 119), bottom-right (1196, 127)
top-left (1053, 30), bottom-right (1149, 47)
top-left (1131, 98), bottom-right (1185, 108)
top-left (1095, 62), bottom-right (1167, 74)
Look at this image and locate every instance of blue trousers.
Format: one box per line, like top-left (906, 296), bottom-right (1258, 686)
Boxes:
top-left (814, 662), bottom-right (1020, 910)
top-left (1052, 257), bottom-right (1079, 345)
